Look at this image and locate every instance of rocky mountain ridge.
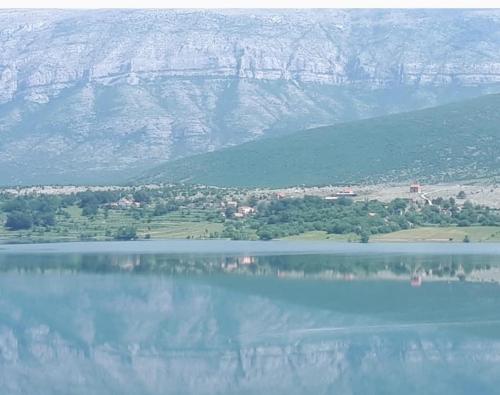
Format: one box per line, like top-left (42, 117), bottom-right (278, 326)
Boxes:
top-left (1, 9), bottom-right (500, 185)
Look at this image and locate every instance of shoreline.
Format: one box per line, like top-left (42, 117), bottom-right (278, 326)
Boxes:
top-left (1, 234), bottom-right (498, 246)
top-left (2, 238), bottom-right (500, 255)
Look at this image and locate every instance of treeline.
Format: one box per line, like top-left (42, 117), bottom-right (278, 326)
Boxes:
top-left (222, 196), bottom-right (500, 241)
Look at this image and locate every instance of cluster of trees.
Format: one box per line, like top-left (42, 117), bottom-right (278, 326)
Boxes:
top-left (153, 202), bottom-right (179, 216)
top-left (1, 196), bottom-right (60, 230)
top-left (249, 196), bottom-right (410, 240)
top-left (410, 197), bottom-right (499, 227)
top-left (77, 191), bottom-right (122, 217)
top-left (0, 184), bottom-right (228, 238)
top-left (222, 196), bottom-right (500, 241)
top-left (0, 191), bottom-right (126, 230)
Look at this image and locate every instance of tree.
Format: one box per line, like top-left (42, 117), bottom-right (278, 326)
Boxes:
top-left (114, 226), bottom-right (137, 241)
top-left (457, 190), bottom-right (467, 199)
top-left (2, 199), bottom-right (29, 213)
top-left (327, 221), bottom-right (353, 234)
top-left (360, 231), bottom-right (370, 243)
top-left (463, 235), bottom-right (471, 243)
top-left (336, 197), bottom-right (353, 206)
top-left (82, 204), bottom-right (98, 217)
top-left (389, 198), bottom-right (408, 214)
top-left (224, 206), bottom-right (236, 219)
top-left (5, 211), bottom-right (33, 230)
top-left (257, 229), bottom-right (273, 240)
top-left (133, 190), bottom-right (151, 204)
top-left (34, 211), bottom-right (56, 227)
top-left (153, 202), bottom-right (178, 216)
top-left (247, 195), bottom-right (259, 207)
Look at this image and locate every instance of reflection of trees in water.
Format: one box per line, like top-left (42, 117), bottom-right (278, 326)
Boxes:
top-left (255, 254), bottom-right (496, 280)
top-left (0, 253), bottom-right (497, 280)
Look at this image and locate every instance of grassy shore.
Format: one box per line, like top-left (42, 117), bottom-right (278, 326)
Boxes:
top-left (282, 226), bottom-right (500, 243)
top-left (372, 226), bottom-right (500, 242)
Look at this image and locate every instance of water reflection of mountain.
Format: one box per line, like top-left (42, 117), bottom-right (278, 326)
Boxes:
top-left (1, 274), bottom-right (500, 395)
top-left (1, 252), bottom-right (499, 283)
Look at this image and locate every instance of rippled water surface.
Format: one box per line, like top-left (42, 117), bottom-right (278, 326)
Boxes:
top-left (1, 241), bottom-right (500, 394)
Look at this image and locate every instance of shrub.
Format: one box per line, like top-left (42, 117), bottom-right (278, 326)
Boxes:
top-left (5, 211), bottom-right (33, 230)
top-left (114, 226), bottom-right (137, 241)
top-left (360, 232), bottom-right (370, 243)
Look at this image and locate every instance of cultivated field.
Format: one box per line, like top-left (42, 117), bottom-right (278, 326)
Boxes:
top-left (0, 205), bottom-right (224, 244)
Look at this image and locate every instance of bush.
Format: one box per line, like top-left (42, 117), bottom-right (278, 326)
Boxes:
top-left (257, 229), bottom-right (273, 240)
top-left (153, 203), bottom-right (178, 216)
top-left (34, 211), bottom-right (56, 227)
top-left (114, 226), bottom-right (137, 241)
top-left (5, 211), bottom-right (33, 230)
top-left (82, 204), bottom-right (98, 217)
top-left (327, 221), bottom-right (353, 234)
top-left (360, 232), bottom-right (370, 243)
top-left (133, 190), bottom-right (151, 204)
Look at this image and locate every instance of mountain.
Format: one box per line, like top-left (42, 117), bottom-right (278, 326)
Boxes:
top-left (140, 94), bottom-right (500, 187)
top-left (1, 9), bottom-right (500, 185)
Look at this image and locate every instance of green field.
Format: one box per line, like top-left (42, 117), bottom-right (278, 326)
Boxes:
top-left (282, 227), bottom-right (500, 243)
top-left (0, 205), bottom-right (224, 244)
top-left (372, 226), bottom-right (500, 242)
top-left (141, 93), bottom-right (500, 187)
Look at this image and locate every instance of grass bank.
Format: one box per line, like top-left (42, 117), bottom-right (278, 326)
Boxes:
top-left (282, 226), bottom-right (500, 243)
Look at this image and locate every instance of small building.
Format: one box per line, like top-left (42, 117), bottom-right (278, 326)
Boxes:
top-left (226, 200), bottom-right (238, 208)
top-left (114, 197), bottom-right (140, 209)
top-left (410, 183), bottom-right (422, 193)
top-left (335, 188), bottom-right (357, 197)
top-left (238, 206), bottom-right (255, 216)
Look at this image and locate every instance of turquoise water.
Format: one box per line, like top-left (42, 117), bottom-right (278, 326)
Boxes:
top-left (1, 241), bottom-right (500, 394)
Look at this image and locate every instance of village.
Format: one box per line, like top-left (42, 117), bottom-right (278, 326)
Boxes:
top-left (1, 180), bottom-right (500, 245)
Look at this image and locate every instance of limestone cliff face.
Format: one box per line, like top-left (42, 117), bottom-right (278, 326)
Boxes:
top-left (1, 9), bottom-right (500, 184)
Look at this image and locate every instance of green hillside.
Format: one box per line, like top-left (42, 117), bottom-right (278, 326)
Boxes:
top-left (139, 94), bottom-right (500, 187)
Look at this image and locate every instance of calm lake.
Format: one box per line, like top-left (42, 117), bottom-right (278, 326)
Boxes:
top-left (1, 241), bottom-right (500, 394)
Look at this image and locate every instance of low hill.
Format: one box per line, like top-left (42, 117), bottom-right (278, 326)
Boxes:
top-left (139, 94), bottom-right (500, 187)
